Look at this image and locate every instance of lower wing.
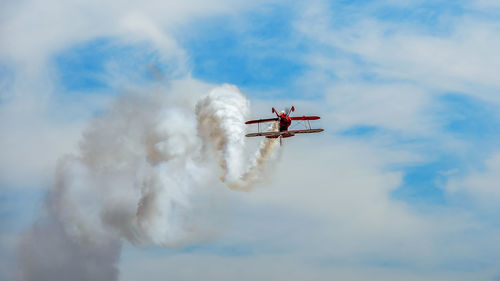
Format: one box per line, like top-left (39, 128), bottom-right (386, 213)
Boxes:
top-left (287, 129), bottom-right (324, 134)
top-left (246, 131), bottom-right (282, 137)
top-left (245, 128), bottom-right (323, 137)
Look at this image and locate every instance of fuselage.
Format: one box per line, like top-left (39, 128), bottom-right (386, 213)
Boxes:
top-left (279, 113), bottom-right (292, 132)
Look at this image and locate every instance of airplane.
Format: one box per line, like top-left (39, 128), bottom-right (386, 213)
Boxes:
top-left (245, 106), bottom-right (324, 145)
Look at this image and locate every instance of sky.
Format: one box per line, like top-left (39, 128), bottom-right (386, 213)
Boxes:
top-left (2, 0), bottom-right (500, 280)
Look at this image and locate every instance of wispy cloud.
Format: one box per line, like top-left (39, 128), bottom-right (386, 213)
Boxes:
top-left (2, 0), bottom-right (500, 280)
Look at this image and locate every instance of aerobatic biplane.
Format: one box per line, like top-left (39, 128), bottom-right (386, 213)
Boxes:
top-left (245, 106), bottom-right (323, 145)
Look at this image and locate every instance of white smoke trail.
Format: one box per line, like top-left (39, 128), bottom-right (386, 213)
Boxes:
top-left (195, 85), bottom-right (281, 190)
top-left (196, 84), bottom-right (250, 184)
top-left (239, 122), bottom-right (281, 187)
top-left (17, 83), bottom-right (280, 280)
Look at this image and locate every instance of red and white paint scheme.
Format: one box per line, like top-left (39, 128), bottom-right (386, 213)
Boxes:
top-left (245, 106), bottom-right (323, 145)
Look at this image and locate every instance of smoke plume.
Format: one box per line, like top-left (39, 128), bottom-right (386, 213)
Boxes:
top-left (196, 85), bottom-right (280, 190)
top-left (17, 84), bottom-right (280, 281)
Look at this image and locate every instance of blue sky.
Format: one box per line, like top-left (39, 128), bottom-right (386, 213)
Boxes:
top-left (180, 5), bottom-right (307, 93)
top-left (2, 0), bottom-right (500, 280)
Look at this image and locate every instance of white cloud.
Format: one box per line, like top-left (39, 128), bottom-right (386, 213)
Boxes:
top-left (295, 1), bottom-right (500, 101)
top-left (0, 0), bottom-right (272, 65)
top-left (3, 0), bottom-right (500, 280)
top-left (0, 0), bottom-right (283, 189)
top-left (245, 137), bottom-right (433, 259)
top-left (291, 0), bottom-right (500, 154)
top-left (325, 83), bottom-right (434, 135)
top-left (112, 135), bottom-right (500, 280)
top-left (446, 151), bottom-right (500, 207)
top-left (469, 0), bottom-right (500, 10)
top-left (120, 250), bottom-right (496, 281)
top-left (0, 95), bottom-right (85, 188)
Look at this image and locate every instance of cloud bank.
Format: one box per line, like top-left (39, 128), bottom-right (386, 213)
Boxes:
top-left (3, 0), bottom-right (500, 280)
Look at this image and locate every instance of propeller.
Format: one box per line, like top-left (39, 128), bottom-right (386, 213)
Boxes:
top-left (272, 105), bottom-right (294, 118)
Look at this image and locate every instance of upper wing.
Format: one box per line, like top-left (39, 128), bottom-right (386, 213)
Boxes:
top-left (245, 118), bottom-right (279, 124)
top-left (290, 116), bottom-right (320, 121)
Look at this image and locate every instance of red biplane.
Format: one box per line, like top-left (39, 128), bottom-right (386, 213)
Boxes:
top-left (245, 106), bottom-right (324, 145)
